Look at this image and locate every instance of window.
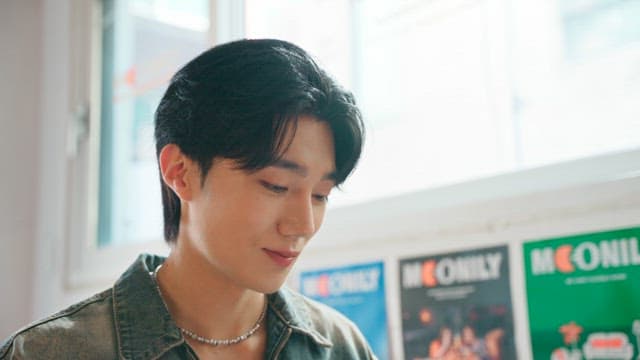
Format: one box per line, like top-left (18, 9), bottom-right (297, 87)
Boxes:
top-left (511, 0), bottom-right (640, 166)
top-left (97, 0), bottom-right (211, 247)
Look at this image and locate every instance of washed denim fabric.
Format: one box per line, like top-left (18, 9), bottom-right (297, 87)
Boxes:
top-left (1, 254), bottom-right (377, 359)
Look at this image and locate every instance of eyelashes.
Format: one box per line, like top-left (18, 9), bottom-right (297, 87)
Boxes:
top-left (259, 180), bottom-right (330, 203)
top-left (259, 180), bottom-right (287, 194)
top-left (313, 194), bottom-right (329, 203)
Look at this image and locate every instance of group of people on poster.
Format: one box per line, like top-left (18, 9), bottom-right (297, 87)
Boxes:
top-left (424, 324), bottom-right (504, 360)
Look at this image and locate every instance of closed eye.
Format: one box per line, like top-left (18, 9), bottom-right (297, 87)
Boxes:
top-left (260, 180), bottom-right (288, 194)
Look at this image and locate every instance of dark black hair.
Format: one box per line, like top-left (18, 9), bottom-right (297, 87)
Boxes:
top-left (155, 39), bottom-right (365, 243)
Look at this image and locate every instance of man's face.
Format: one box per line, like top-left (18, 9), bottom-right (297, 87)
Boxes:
top-left (183, 116), bottom-right (336, 293)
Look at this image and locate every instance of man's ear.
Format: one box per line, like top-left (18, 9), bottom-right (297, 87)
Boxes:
top-left (159, 144), bottom-right (196, 201)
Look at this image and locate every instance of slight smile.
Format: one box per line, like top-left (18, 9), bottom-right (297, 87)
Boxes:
top-left (263, 249), bottom-right (300, 267)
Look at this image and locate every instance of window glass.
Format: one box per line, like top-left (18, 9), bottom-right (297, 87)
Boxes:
top-left (512, 0), bottom-right (640, 166)
top-left (245, 0), bottom-right (640, 208)
top-left (98, 0), bottom-right (210, 247)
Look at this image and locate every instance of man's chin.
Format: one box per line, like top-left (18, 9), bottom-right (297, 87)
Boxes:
top-left (254, 277), bottom-right (289, 295)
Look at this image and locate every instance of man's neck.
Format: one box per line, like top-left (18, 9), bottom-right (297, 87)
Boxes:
top-left (156, 245), bottom-right (267, 340)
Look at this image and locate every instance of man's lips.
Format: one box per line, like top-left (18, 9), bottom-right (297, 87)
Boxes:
top-left (263, 249), bottom-right (300, 267)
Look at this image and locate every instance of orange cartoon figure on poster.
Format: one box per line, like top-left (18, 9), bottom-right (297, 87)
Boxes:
top-left (551, 321), bottom-right (583, 360)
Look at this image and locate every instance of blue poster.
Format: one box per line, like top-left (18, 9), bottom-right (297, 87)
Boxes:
top-left (300, 261), bottom-right (389, 360)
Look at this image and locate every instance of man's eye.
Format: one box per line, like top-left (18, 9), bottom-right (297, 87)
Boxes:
top-left (313, 194), bottom-right (329, 203)
top-left (260, 180), bottom-right (288, 193)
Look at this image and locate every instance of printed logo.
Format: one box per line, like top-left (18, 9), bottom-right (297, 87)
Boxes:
top-left (302, 268), bottom-right (381, 297)
top-left (530, 237), bottom-right (640, 275)
top-left (583, 333), bottom-right (633, 360)
top-left (401, 252), bottom-right (502, 289)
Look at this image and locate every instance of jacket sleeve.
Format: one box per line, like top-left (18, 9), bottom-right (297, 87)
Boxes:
top-left (0, 337), bottom-right (15, 360)
top-left (1, 332), bottom-right (53, 360)
top-left (0, 294), bottom-right (118, 360)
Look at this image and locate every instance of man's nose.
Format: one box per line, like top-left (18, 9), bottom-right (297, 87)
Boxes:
top-left (278, 195), bottom-right (316, 237)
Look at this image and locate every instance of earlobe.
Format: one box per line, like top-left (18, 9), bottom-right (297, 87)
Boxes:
top-left (159, 144), bottom-right (193, 201)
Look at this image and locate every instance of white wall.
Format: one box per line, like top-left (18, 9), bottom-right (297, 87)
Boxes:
top-left (0, 0), bottom-right (42, 340)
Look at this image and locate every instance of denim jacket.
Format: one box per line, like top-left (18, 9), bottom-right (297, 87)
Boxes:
top-left (1, 254), bottom-right (377, 359)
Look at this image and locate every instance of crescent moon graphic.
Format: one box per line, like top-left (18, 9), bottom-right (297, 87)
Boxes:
top-left (422, 260), bottom-right (438, 287)
top-left (555, 245), bottom-right (575, 273)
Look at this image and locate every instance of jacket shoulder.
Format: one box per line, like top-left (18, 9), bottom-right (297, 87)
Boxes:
top-left (284, 289), bottom-right (378, 359)
top-left (0, 289), bottom-right (116, 359)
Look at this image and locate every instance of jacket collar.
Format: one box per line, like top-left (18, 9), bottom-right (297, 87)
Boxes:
top-left (112, 254), bottom-right (183, 360)
top-left (267, 287), bottom-right (333, 348)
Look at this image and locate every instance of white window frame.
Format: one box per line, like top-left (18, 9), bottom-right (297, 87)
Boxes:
top-left (63, 0), bottom-right (245, 289)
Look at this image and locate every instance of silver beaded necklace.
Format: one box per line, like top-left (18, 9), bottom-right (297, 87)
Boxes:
top-left (151, 264), bottom-right (268, 346)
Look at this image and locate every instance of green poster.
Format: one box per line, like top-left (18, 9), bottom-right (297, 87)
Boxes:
top-left (523, 226), bottom-right (640, 360)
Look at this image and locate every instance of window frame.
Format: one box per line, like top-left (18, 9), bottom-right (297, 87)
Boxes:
top-left (64, 0), bottom-right (245, 289)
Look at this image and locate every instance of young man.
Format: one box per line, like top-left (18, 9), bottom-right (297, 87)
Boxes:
top-left (1, 39), bottom-right (375, 359)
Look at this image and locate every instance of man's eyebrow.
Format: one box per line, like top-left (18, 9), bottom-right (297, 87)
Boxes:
top-left (271, 159), bottom-right (338, 182)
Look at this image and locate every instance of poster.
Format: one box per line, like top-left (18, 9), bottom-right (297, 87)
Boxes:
top-left (300, 261), bottom-right (389, 359)
top-left (524, 226), bottom-right (640, 360)
top-left (399, 245), bottom-right (516, 360)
